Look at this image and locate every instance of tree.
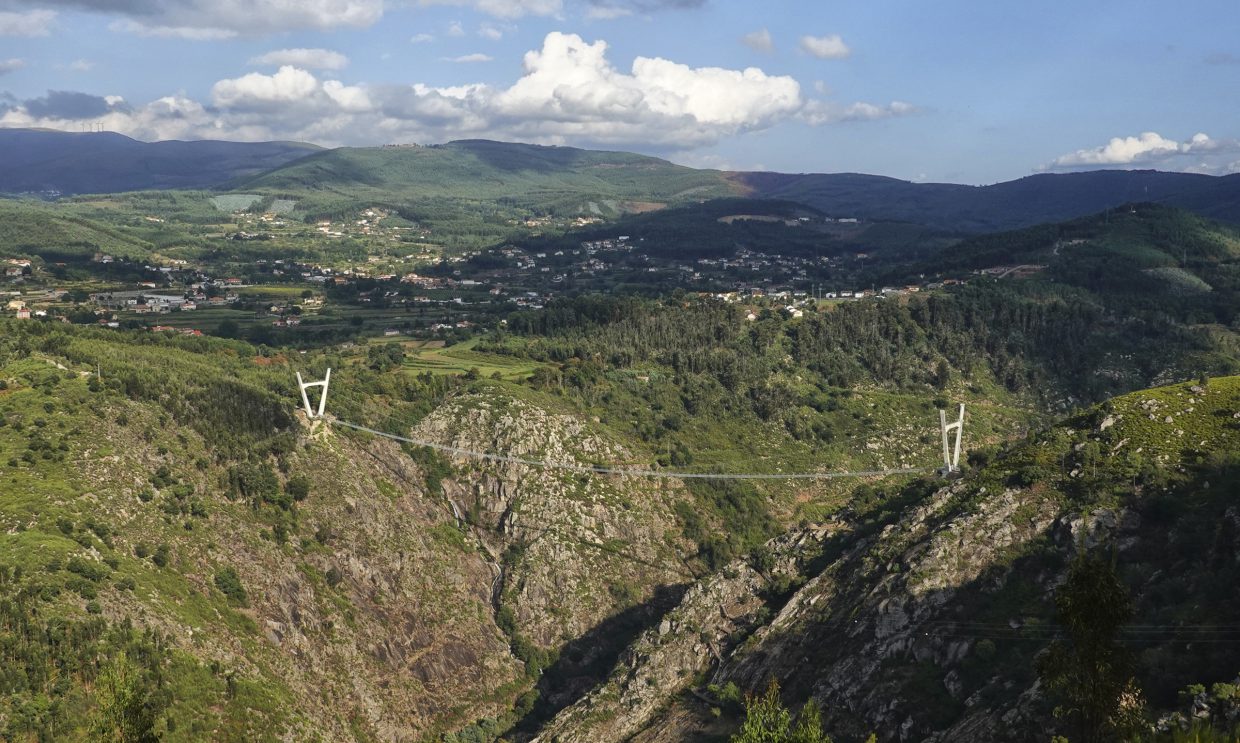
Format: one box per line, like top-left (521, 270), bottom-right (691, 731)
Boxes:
top-left (731, 680), bottom-right (830, 743)
top-left (1037, 548), bottom-right (1143, 743)
top-left (90, 651), bottom-right (164, 742)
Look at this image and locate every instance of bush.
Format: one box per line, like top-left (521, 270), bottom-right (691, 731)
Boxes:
top-left (151, 544), bottom-right (170, 568)
top-left (285, 475), bottom-right (311, 502)
top-left (214, 567), bottom-right (248, 606)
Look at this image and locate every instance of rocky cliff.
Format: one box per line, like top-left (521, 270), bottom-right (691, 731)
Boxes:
top-left (534, 376), bottom-right (1240, 742)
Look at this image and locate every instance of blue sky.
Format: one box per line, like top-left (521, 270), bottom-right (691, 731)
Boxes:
top-left (1, 0), bottom-right (1237, 183)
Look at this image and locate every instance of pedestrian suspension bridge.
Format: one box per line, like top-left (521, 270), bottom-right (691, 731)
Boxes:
top-left (297, 369), bottom-right (967, 481)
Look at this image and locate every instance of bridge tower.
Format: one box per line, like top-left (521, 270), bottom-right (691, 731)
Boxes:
top-left (296, 368), bottom-right (331, 420)
top-left (939, 403), bottom-right (965, 474)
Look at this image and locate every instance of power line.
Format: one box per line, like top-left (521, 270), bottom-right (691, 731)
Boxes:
top-left (329, 418), bottom-right (932, 481)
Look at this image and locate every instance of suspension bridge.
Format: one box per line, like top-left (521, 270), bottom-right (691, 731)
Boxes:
top-left (298, 369), bottom-right (967, 481)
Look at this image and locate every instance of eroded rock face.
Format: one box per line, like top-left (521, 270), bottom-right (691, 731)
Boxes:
top-left (533, 479), bottom-right (1079, 743)
top-left (415, 393), bottom-right (692, 649)
top-left (712, 484), bottom-right (1064, 742)
top-left (533, 524), bottom-right (838, 743)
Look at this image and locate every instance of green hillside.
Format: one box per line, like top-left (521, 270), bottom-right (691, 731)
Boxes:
top-left (0, 200), bottom-right (158, 262)
top-left (236, 139), bottom-right (738, 221)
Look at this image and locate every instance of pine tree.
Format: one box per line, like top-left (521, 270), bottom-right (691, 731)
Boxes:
top-left (1037, 548), bottom-right (1143, 743)
top-left (731, 680), bottom-right (831, 743)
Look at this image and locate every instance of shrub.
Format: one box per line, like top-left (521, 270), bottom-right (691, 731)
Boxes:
top-left (214, 567), bottom-right (248, 606)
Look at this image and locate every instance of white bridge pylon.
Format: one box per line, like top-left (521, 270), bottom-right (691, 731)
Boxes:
top-left (939, 403), bottom-right (965, 473)
top-left (296, 368), bottom-right (331, 419)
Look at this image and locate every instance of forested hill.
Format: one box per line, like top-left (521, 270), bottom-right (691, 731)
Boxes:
top-left (912, 203), bottom-right (1240, 327)
top-left (235, 139), bottom-right (739, 213)
top-left (735, 168), bottom-right (1240, 232)
top-left (0, 129), bottom-right (321, 195)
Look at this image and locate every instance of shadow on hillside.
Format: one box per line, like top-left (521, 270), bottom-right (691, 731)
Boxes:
top-left (510, 582), bottom-right (688, 739)
top-left (450, 139), bottom-right (592, 173)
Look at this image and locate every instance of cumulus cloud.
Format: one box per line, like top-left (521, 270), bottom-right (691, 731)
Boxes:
top-left (487, 32), bottom-right (802, 145)
top-left (410, 33), bottom-right (434, 43)
top-left (0, 9), bottom-right (56, 36)
top-left (1046, 131), bottom-right (1240, 173)
top-left (1052, 131), bottom-right (1198, 167)
top-left (0, 58), bottom-right (26, 75)
top-left (445, 53), bottom-right (493, 62)
top-left (211, 66), bottom-right (321, 109)
top-left (2, 32), bottom-right (912, 152)
top-left (67, 59), bottom-right (95, 71)
top-left (478, 24), bottom-right (502, 40)
top-left (800, 34), bottom-right (850, 59)
top-left (742, 28), bottom-right (773, 53)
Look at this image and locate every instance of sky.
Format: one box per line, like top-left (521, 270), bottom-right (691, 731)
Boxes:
top-left (0, 0), bottom-right (1238, 184)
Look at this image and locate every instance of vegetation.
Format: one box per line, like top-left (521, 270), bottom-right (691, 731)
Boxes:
top-left (730, 680), bottom-right (832, 743)
top-left (1038, 549), bottom-right (1142, 743)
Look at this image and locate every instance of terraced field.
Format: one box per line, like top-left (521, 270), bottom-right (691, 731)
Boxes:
top-left (396, 338), bottom-right (547, 380)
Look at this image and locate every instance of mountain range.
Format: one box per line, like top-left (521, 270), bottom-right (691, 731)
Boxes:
top-left (3, 128), bottom-right (1240, 233)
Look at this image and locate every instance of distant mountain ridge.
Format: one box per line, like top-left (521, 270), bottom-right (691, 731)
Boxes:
top-left (3, 129), bottom-right (1240, 232)
top-left (733, 168), bottom-right (1240, 231)
top-left (0, 128), bottom-right (320, 195)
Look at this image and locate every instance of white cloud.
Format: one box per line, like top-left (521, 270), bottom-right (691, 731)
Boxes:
top-left (489, 32), bottom-right (802, 145)
top-left (801, 99), bottom-right (917, 125)
top-left (68, 59), bottom-right (95, 72)
top-left (1052, 131), bottom-right (1195, 166)
top-left (800, 34), bottom-right (850, 60)
top-left (445, 53), bottom-right (494, 62)
top-left (250, 48), bottom-right (350, 71)
top-left (447, 20), bottom-right (465, 36)
top-left (3, 32), bottom-right (910, 152)
top-left (212, 66), bottom-right (321, 108)
top-left (1047, 131), bottom-right (1240, 173)
top-left (479, 25), bottom-right (503, 40)
top-left (742, 28), bottom-right (773, 53)
top-left (0, 9), bottom-right (56, 37)
top-left (410, 33), bottom-right (434, 43)
top-left (0, 58), bottom-right (26, 75)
